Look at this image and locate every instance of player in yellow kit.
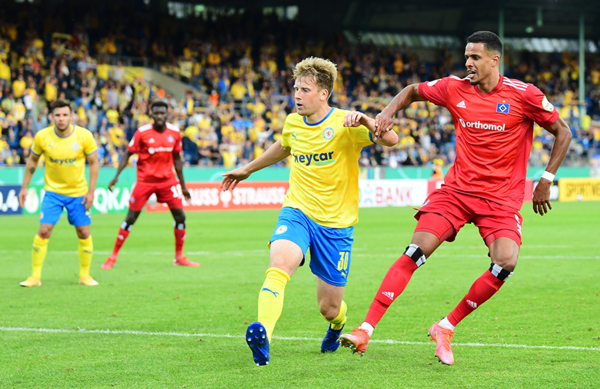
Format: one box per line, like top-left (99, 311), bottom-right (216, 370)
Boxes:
top-left (18, 100), bottom-right (100, 287)
top-left (221, 57), bottom-right (398, 366)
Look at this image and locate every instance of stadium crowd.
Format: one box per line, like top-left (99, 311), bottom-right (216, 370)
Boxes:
top-left (1, 2), bottom-right (599, 169)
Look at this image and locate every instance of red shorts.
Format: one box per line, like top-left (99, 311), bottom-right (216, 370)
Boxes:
top-left (129, 180), bottom-right (183, 211)
top-left (414, 188), bottom-right (523, 247)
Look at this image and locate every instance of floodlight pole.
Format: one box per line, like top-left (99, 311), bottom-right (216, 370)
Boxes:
top-left (499, 8), bottom-right (505, 75)
top-left (579, 13), bottom-right (585, 126)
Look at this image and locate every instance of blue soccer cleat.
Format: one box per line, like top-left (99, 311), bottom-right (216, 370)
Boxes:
top-left (321, 324), bottom-right (344, 353)
top-left (246, 322), bottom-right (269, 366)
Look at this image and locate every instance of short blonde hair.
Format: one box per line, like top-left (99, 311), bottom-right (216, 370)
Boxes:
top-left (293, 57), bottom-right (337, 100)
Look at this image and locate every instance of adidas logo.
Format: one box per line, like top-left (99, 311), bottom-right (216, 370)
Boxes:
top-left (118, 235), bottom-right (124, 240)
top-left (467, 300), bottom-right (478, 309)
top-left (382, 291), bottom-right (395, 300)
top-left (456, 100), bottom-right (466, 108)
top-left (148, 138), bottom-right (155, 143)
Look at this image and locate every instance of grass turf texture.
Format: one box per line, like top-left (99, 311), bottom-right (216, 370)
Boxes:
top-left (1, 202), bottom-right (599, 388)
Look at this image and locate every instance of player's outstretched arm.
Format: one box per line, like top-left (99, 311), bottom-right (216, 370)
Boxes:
top-left (109, 150), bottom-right (133, 192)
top-left (344, 111), bottom-right (399, 147)
top-left (532, 116), bottom-right (572, 216)
top-left (19, 153), bottom-right (40, 208)
top-left (173, 152), bottom-right (191, 201)
top-left (221, 140), bottom-right (290, 192)
top-left (375, 84), bottom-right (427, 138)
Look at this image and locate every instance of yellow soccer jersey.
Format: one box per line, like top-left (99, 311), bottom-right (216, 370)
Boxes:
top-left (281, 108), bottom-right (373, 228)
top-left (31, 125), bottom-right (98, 197)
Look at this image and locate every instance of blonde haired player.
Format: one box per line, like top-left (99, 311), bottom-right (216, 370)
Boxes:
top-left (18, 100), bottom-right (100, 287)
top-left (221, 57), bottom-right (398, 366)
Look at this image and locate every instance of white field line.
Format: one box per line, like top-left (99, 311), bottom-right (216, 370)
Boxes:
top-left (1, 326), bottom-right (598, 352)
top-left (1, 248), bottom-right (599, 260)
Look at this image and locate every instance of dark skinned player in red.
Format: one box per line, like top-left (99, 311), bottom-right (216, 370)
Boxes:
top-left (340, 31), bottom-right (572, 365)
top-left (103, 100), bottom-right (199, 269)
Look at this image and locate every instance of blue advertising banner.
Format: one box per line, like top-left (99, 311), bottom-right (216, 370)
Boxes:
top-left (0, 185), bottom-right (23, 215)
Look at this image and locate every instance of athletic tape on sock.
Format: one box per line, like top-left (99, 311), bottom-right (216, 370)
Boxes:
top-left (404, 244), bottom-right (426, 268)
top-left (120, 221), bottom-right (133, 231)
top-left (174, 222), bottom-right (186, 230)
top-left (489, 263), bottom-right (513, 281)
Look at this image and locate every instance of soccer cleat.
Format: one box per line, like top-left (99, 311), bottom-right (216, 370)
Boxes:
top-left (428, 321), bottom-right (455, 365)
top-left (340, 327), bottom-right (370, 356)
top-left (79, 275), bottom-right (99, 286)
top-left (173, 256), bottom-right (200, 267)
top-left (20, 276), bottom-right (41, 287)
top-left (101, 256), bottom-right (117, 269)
top-left (246, 322), bottom-right (269, 366)
top-left (321, 324), bottom-right (344, 353)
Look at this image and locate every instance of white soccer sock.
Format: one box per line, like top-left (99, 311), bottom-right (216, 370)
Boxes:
top-left (438, 317), bottom-right (456, 331)
top-left (359, 322), bottom-right (374, 337)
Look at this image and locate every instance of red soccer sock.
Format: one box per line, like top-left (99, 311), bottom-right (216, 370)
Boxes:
top-left (364, 254), bottom-right (419, 327)
top-left (174, 227), bottom-right (186, 259)
top-left (447, 269), bottom-right (505, 326)
top-left (111, 228), bottom-right (130, 257)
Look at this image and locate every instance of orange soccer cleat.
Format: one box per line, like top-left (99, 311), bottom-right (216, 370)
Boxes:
top-left (173, 256), bottom-right (200, 267)
top-left (428, 321), bottom-right (455, 365)
top-left (20, 276), bottom-right (41, 287)
top-left (340, 327), bottom-right (370, 356)
top-left (102, 256), bottom-right (117, 269)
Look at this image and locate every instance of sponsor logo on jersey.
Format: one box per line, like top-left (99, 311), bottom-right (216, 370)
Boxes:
top-left (496, 103), bottom-right (510, 114)
top-left (168, 136), bottom-right (174, 142)
top-left (542, 96), bottom-right (554, 112)
top-left (293, 151), bottom-right (335, 166)
top-left (323, 127), bottom-right (334, 140)
top-left (458, 118), bottom-right (505, 132)
top-left (48, 156), bottom-right (77, 165)
top-left (148, 138), bottom-right (155, 143)
top-left (456, 100), bottom-right (466, 108)
top-left (71, 142), bottom-right (81, 151)
top-left (275, 225), bottom-right (287, 234)
top-left (147, 146), bottom-right (174, 154)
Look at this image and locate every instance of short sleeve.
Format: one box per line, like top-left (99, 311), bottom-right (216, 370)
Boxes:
top-left (83, 129), bottom-right (98, 155)
top-left (173, 131), bottom-right (182, 153)
top-left (418, 77), bottom-right (450, 108)
top-left (128, 130), bottom-right (142, 154)
top-left (281, 115), bottom-right (291, 148)
top-left (31, 132), bottom-right (44, 156)
top-left (348, 125), bottom-right (374, 148)
top-left (522, 85), bottom-right (559, 127)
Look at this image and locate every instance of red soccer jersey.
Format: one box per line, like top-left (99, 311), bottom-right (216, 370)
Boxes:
top-left (419, 75), bottom-right (559, 209)
top-left (128, 122), bottom-right (182, 184)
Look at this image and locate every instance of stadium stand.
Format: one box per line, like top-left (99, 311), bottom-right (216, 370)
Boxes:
top-left (0, 1), bottom-right (599, 169)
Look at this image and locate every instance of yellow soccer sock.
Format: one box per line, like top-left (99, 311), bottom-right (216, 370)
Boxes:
top-left (78, 236), bottom-right (93, 278)
top-left (257, 267), bottom-right (290, 342)
top-left (325, 300), bottom-right (348, 330)
top-left (31, 235), bottom-right (49, 279)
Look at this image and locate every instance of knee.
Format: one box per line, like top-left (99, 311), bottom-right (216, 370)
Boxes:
top-left (492, 253), bottom-right (517, 272)
top-left (319, 303), bottom-right (339, 322)
top-left (173, 212), bottom-right (186, 224)
top-left (76, 229), bottom-right (90, 239)
top-left (38, 227), bottom-right (52, 239)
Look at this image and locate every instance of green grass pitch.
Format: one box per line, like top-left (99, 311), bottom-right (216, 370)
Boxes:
top-left (1, 202), bottom-right (599, 388)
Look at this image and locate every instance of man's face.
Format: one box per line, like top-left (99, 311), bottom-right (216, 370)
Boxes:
top-left (52, 106), bottom-right (71, 131)
top-left (465, 42), bottom-right (499, 86)
top-left (151, 106), bottom-right (168, 127)
top-left (294, 76), bottom-right (328, 117)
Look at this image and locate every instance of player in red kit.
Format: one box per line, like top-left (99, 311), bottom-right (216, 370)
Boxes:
top-left (340, 31), bottom-right (572, 364)
top-left (102, 101), bottom-right (199, 269)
